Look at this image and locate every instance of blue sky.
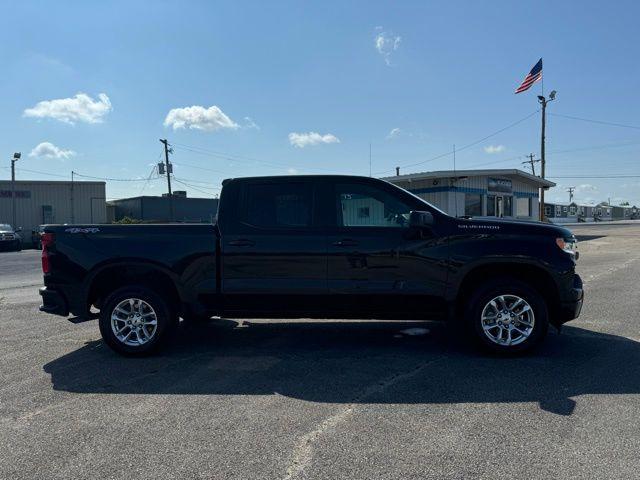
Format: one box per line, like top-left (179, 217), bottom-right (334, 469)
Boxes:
top-left (2, 0), bottom-right (639, 205)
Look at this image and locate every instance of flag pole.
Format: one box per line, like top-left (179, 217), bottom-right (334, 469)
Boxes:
top-left (541, 57), bottom-right (544, 97)
top-left (540, 57), bottom-right (544, 221)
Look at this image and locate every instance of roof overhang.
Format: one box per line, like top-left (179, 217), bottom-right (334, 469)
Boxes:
top-left (381, 169), bottom-right (556, 188)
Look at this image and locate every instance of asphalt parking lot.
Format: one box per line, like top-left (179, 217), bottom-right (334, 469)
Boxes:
top-left (1, 222), bottom-right (639, 480)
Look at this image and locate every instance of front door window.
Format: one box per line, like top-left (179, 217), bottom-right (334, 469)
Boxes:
top-left (335, 184), bottom-right (412, 228)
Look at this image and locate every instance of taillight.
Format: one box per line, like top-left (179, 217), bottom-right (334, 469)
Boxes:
top-left (41, 233), bottom-right (55, 274)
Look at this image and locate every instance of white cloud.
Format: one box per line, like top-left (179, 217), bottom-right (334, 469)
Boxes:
top-left (375, 29), bottom-right (401, 66)
top-left (576, 183), bottom-right (597, 192)
top-left (287, 168), bottom-right (298, 175)
top-left (387, 127), bottom-right (402, 140)
top-left (163, 105), bottom-right (239, 131)
top-left (484, 144), bottom-right (506, 154)
top-left (288, 132), bottom-right (340, 148)
top-left (243, 116), bottom-right (260, 130)
top-left (28, 142), bottom-right (76, 160)
top-left (23, 93), bottom-right (112, 124)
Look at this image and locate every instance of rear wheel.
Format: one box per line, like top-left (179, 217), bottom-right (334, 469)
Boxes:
top-left (98, 285), bottom-right (177, 355)
top-left (465, 278), bottom-right (549, 354)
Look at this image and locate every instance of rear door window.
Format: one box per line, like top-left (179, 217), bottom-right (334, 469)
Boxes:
top-left (243, 183), bottom-right (312, 228)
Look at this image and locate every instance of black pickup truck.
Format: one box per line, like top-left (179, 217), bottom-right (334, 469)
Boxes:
top-left (39, 175), bottom-right (583, 355)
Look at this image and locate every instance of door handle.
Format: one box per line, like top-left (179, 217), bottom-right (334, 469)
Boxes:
top-left (333, 239), bottom-right (359, 247)
top-left (228, 239), bottom-right (255, 247)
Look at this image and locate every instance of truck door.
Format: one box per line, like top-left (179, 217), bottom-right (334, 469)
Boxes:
top-left (220, 179), bottom-right (327, 315)
top-left (325, 180), bottom-right (448, 319)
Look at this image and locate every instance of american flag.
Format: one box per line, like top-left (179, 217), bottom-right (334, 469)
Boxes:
top-left (515, 58), bottom-right (543, 94)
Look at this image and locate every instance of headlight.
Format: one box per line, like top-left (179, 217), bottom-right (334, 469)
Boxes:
top-left (556, 237), bottom-right (578, 257)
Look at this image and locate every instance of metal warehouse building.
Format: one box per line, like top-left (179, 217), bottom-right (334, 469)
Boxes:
top-left (0, 180), bottom-right (106, 244)
top-left (108, 194), bottom-right (219, 223)
top-left (384, 169), bottom-right (555, 221)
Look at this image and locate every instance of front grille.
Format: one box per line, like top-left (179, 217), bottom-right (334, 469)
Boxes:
top-left (0, 234), bottom-right (15, 240)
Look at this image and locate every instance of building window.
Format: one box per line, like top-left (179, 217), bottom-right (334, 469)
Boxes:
top-left (357, 207), bottom-right (370, 218)
top-left (503, 196), bottom-right (513, 216)
top-left (487, 195), bottom-right (496, 216)
top-left (464, 194), bottom-right (482, 217)
top-left (544, 205), bottom-right (553, 216)
top-left (569, 206), bottom-right (577, 215)
top-left (516, 197), bottom-right (531, 217)
top-left (556, 205), bottom-right (562, 216)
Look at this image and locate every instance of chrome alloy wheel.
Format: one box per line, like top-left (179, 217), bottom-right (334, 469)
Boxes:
top-left (480, 295), bottom-right (535, 346)
top-left (110, 298), bottom-right (158, 346)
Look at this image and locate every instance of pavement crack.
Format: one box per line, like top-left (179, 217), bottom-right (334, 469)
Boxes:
top-left (581, 256), bottom-right (640, 286)
top-left (282, 356), bottom-right (445, 480)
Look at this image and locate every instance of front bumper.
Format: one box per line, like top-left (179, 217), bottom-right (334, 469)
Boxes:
top-left (39, 287), bottom-right (70, 316)
top-left (558, 273), bottom-right (583, 322)
top-left (0, 239), bottom-right (19, 249)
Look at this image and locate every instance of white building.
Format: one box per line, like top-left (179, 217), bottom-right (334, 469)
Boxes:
top-left (0, 180), bottom-right (106, 245)
top-left (384, 169), bottom-right (555, 221)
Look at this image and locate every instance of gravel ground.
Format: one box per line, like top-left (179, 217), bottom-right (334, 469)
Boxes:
top-left (1, 222), bottom-right (639, 480)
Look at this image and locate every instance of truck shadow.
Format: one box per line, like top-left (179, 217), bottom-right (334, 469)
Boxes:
top-left (43, 321), bottom-right (640, 416)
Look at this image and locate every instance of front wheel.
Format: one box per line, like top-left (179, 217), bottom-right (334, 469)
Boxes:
top-left (465, 278), bottom-right (549, 354)
top-left (98, 285), bottom-right (176, 356)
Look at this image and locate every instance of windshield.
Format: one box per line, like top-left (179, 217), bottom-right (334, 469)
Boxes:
top-left (0, 224), bottom-right (13, 231)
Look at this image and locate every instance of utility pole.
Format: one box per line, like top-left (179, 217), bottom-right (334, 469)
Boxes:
top-left (537, 90), bottom-right (556, 221)
top-left (159, 139), bottom-right (174, 222)
top-left (567, 186), bottom-right (575, 203)
top-left (522, 153), bottom-right (540, 176)
top-left (70, 170), bottom-right (75, 224)
top-left (11, 152), bottom-right (21, 228)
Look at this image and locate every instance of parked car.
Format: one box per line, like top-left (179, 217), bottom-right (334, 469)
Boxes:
top-left (38, 175), bottom-right (583, 355)
top-left (0, 224), bottom-right (22, 251)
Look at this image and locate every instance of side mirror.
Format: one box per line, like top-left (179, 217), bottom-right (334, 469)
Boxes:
top-left (409, 210), bottom-right (434, 227)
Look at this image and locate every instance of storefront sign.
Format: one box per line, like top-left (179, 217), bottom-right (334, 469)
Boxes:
top-left (0, 190), bottom-right (31, 198)
top-left (488, 178), bottom-right (512, 193)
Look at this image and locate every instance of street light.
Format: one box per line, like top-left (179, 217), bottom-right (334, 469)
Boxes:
top-left (11, 152), bottom-right (21, 228)
top-left (537, 91), bottom-right (557, 221)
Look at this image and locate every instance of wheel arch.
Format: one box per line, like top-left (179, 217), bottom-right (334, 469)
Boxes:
top-left (86, 260), bottom-right (183, 315)
top-left (453, 260), bottom-right (561, 321)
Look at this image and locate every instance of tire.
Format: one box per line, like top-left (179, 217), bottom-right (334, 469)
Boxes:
top-left (465, 277), bottom-right (549, 354)
top-left (98, 285), bottom-right (177, 356)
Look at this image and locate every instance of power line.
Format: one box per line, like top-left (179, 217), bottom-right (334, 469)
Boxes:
top-left (172, 177), bottom-right (221, 188)
top-left (459, 139), bottom-right (640, 171)
top-left (11, 167), bottom-right (69, 178)
top-left (171, 161), bottom-right (231, 175)
top-left (548, 175), bottom-right (640, 179)
top-left (171, 142), bottom-right (337, 173)
top-left (375, 109), bottom-right (540, 175)
top-left (73, 172), bottom-right (160, 182)
top-left (139, 165), bottom-right (158, 195)
top-left (172, 178), bottom-right (219, 196)
top-left (548, 139), bottom-right (640, 155)
top-left (549, 113), bottom-right (640, 130)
